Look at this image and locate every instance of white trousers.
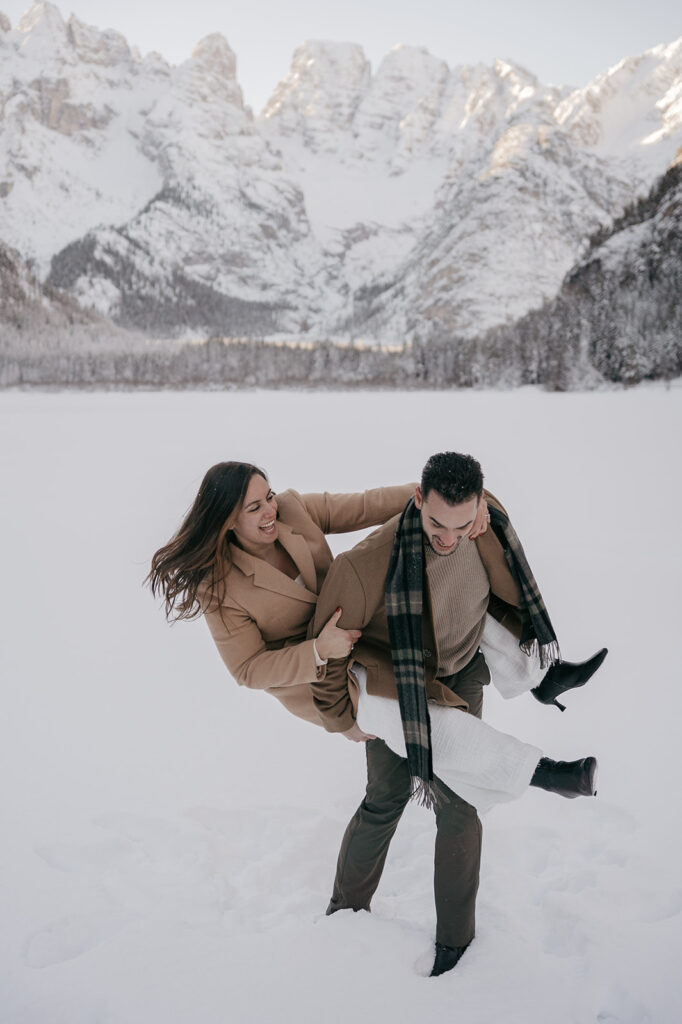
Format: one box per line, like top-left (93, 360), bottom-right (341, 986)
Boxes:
top-left (480, 612), bottom-right (545, 697)
top-left (354, 614), bottom-right (544, 815)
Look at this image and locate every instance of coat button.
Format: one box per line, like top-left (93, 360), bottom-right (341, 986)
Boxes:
top-left (423, 648), bottom-right (433, 659)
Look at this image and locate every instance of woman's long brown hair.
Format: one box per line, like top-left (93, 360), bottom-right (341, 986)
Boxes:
top-left (147, 461), bottom-right (267, 621)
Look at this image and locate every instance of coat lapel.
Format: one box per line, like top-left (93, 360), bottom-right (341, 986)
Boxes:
top-left (229, 523), bottom-right (318, 604)
top-left (277, 522), bottom-right (319, 593)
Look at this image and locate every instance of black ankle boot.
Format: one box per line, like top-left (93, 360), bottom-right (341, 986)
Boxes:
top-left (531, 648), bottom-right (608, 711)
top-left (530, 756), bottom-right (598, 798)
top-left (431, 941), bottom-right (470, 977)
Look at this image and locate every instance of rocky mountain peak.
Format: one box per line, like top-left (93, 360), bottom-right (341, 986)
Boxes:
top-left (375, 43), bottom-right (448, 79)
top-left (291, 38), bottom-right (369, 75)
top-left (554, 35), bottom-right (682, 164)
top-left (492, 58), bottom-right (540, 105)
top-left (66, 14), bottom-right (132, 66)
top-left (493, 57), bottom-right (537, 83)
top-left (191, 33), bottom-right (237, 80)
top-left (368, 44), bottom-right (449, 114)
top-left (261, 40), bottom-right (370, 142)
top-left (16, 1), bottom-right (64, 34)
top-left (15, 1), bottom-right (69, 58)
top-left (349, 45), bottom-right (449, 162)
top-left (12, 2), bottom-right (135, 69)
top-left (175, 32), bottom-right (247, 116)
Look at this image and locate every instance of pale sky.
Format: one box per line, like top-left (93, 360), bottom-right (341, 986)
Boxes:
top-left (2, 0), bottom-right (680, 113)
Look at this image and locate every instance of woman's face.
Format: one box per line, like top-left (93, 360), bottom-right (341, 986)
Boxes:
top-left (231, 474), bottom-right (279, 552)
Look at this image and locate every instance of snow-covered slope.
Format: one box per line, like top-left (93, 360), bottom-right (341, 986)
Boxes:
top-left (341, 124), bottom-right (637, 343)
top-left (564, 153), bottom-right (682, 382)
top-left (2, 3), bottom-right (681, 341)
top-left (0, 238), bottom-right (109, 338)
top-left (470, 152), bottom-right (682, 387)
top-left (556, 38), bottom-right (682, 170)
top-left (0, 4), bottom-right (165, 271)
top-left (0, 240), bottom-right (148, 387)
top-left (1, 4), bottom-right (331, 336)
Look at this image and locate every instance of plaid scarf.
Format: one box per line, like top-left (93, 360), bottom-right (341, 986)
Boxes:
top-left (384, 497), bottom-right (560, 809)
top-left (487, 505), bottom-right (561, 670)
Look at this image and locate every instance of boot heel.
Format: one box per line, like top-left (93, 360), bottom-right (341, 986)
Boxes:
top-left (532, 647), bottom-right (608, 710)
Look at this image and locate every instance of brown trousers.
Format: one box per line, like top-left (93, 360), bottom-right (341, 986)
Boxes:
top-left (326, 651), bottom-right (488, 948)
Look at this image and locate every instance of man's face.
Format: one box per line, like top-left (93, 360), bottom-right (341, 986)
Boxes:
top-left (415, 486), bottom-right (479, 556)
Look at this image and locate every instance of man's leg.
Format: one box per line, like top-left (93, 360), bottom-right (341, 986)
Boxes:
top-left (327, 738), bottom-right (411, 914)
top-left (432, 652), bottom-right (487, 947)
top-left (433, 778), bottom-right (482, 947)
top-left (328, 652), bottom-right (486, 938)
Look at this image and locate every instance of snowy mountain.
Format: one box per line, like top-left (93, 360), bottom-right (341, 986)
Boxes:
top-left (0, 239), bottom-right (147, 386)
top-left (0, 4), bottom-right (328, 336)
top-left (1, 2), bottom-right (681, 347)
top-left (555, 153), bottom-right (682, 384)
top-left (0, 239), bottom-right (88, 331)
top-left (471, 153), bottom-right (682, 387)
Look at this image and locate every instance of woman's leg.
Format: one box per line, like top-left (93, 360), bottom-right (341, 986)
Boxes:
top-left (356, 657), bottom-right (542, 816)
top-left (482, 613), bottom-right (608, 709)
top-left (480, 613), bottom-right (543, 699)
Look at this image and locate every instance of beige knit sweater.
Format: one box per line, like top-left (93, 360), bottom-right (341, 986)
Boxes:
top-left (425, 536), bottom-right (490, 677)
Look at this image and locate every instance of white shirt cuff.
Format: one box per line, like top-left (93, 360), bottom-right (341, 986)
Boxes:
top-left (313, 639), bottom-right (328, 668)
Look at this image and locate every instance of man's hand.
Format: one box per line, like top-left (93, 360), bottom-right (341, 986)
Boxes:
top-left (316, 607), bottom-right (362, 661)
top-left (469, 497), bottom-right (490, 539)
top-left (342, 722), bottom-right (377, 743)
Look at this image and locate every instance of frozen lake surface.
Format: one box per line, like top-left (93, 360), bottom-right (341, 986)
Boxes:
top-left (1, 386), bottom-right (681, 1023)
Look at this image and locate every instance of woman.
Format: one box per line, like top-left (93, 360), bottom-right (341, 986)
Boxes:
top-left (148, 461), bottom-right (599, 811)
top-left (148, 462), bottom-right (424, 721)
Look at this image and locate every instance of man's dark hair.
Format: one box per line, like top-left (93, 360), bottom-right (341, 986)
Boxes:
top-left (420, 452), bottom-right (484, 505)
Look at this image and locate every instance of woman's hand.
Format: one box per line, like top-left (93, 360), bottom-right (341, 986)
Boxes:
top-left (316, 607), bottom-right (362, 661)
top-left (342, 722), bottom-right (377, 743)
top-left (469, 497), bottom-right (490, 539)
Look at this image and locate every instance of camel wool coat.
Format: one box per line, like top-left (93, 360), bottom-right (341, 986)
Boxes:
top-left (201, 485), bottom-right (416, 725)
top-left (310, 491), bottom-right (523, 733)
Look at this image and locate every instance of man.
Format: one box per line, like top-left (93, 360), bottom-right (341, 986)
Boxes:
top-left (310, 452), bottom-right (602, 976)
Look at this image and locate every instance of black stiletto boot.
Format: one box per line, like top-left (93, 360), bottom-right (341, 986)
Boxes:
top-left (530, 756), bottom-right (598, 798)
top-left (531, 648), bottom-right (608, 711)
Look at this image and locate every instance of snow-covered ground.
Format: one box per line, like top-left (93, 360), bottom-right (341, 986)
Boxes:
top-left (1, 386), bottom-right (681, 1023)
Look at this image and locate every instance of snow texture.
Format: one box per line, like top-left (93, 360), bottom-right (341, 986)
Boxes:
top-left (1, 386), bottom-right (681, 1023)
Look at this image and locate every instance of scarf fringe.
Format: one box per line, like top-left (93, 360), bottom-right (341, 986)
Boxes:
top-left (520, 638), bottom-right (562, 670)
top-left (410, 776), bottom-right (448, 812)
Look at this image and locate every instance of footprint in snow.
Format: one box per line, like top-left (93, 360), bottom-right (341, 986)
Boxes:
top-left (541, 899), bottom-right (590, 958)
top-left (29, 806), bottom-right (339, 957)
top-left (596, 984), bottom-right (651, 1023)
top-left (24, 914), bottom-right (122, 969)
